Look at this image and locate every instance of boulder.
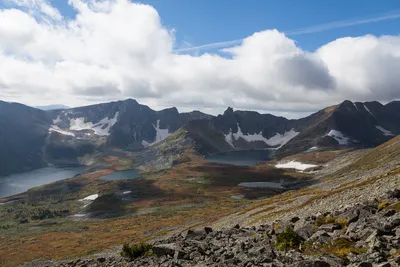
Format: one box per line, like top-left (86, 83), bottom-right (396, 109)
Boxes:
top-left (357, 263), bottom-right (373, 267)
top-left (318, 223), bottom-right (341, 232)
top-left (291, 216), bottom-right (300, 223)
top-left (309, 230), bottom-right (331, 242)
top-left (337, 207), bottom-right (360, 224)
top-left (295, 225), bottom-right (314, 240)
top-left (185, 229), bottom-right (207, 240)
top-left (204, 227), bottom-right (213, 234)
top-left (296, 260), bottom-right (331, 267)
top-left (387, 189), bottom-right (400, 199)
top-left (152, 243), bottom-right (177, 256)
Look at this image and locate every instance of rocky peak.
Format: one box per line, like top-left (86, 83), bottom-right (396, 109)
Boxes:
top-left (223, 107), bottom-right (234, 116)
top-left (158, 107), bottom-right (179, 116)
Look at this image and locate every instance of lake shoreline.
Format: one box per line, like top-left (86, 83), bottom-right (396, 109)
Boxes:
top-left (0, 165), bottom-right (85, 198)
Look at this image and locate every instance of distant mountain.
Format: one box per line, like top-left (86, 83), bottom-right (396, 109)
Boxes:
top-left (1, 98), bottom-right (399, 176)
top-left (150, 100), bottom-right (400, 161)
top-left (0, 99), bottom-right (213, 175)
top-left (0, 101), bottom-right (51, 176)
top-left (48, 99), bottom-right (214, 150)
top-left (35, 105), bottom-right (70, 111)
top-left (385, 101), bottom-right (400, 120)
top-left (277, 100), bottom-right (400, 156)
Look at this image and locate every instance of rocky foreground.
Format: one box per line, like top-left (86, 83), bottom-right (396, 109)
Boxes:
top-left (21, 190), bottom-right (400, 267)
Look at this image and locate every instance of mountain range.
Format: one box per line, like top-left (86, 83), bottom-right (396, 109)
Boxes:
top-left (0, 99), bottom-right (399, 176)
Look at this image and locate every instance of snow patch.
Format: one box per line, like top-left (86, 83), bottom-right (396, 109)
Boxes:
top-left (53, 115), bottom-right (62, 124)
top-left (275, 161), bottom-right (317, 171)
top-left (327, 129), bottom-right (350, 145)
top-left (123, 191), bottom-right (131, 195)
top-left (142, 140), bottom-right (151, 148)
top-left (363, 104), bottom-right (376, 119)
top-left (376, 126), bottom-right (395, 136)
top-left (69, 112), bottom-right (119, 136)
top-left (79, 194), bottom-right (99, 201)
top-left (49, 125), bottom-right (75, 136)
top-left (71, 213), bottom-right (87, 218)
top-left (225, 129), bottom-right (234, 147)
top-left (265, 129), bottom-right (299, 148)
top-left (352, 102), bottom-right (359, 110)
top-left (307, 146), bottom-right (318, 152)
top-left (152, 120), bottom-right (171, 144)
top-left (225, 123), bottom-right (299, 148)
top-left (141, 120), bottom-right (171, 147)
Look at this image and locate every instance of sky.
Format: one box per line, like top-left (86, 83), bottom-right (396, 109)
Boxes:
top-left (1, 0), bottom-right (400, 118)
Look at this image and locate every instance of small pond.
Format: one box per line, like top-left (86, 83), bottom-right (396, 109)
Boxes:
top-left (99, 169), bottom-right (141, 181)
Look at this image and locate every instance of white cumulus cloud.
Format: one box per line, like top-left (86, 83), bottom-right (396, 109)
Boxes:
top-left (0, 0), bottom-right (400, 116)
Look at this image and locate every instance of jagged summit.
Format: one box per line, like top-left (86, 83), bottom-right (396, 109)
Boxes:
top-left (223, 106), bottom-right (234, 116)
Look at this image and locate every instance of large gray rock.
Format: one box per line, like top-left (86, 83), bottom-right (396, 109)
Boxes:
top-left (185, 229), bottom-right (207, 240)
top-left (318, 223), bottom-right (341, 232)
top-left (337, 207), bottom-right (360, 224)
top-left (152, 243), bottom-right (176, 256)
top-left (296, 260), bottom-right (331, 267)
top-left (295, 225), bottom-right (314, 240)
top-left (309, 230), bottom-right (331, 242)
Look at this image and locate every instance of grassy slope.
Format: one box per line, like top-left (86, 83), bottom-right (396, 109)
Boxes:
top-left (212, 136), bottom-right (400, 228)
top-left (0, 150), bottom-right (311, 266)
top-left (329, 135), bottom-right (400, 176)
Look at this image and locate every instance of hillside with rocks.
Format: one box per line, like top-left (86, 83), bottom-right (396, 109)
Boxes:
top-left (13, 136), bottom-right (400, 267)
top-left (19, 192), bottom-right (400, 267)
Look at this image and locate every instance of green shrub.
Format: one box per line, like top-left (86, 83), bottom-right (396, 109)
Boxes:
top-left (314, 216), bottom-right (335, 226)
top-left (120, 243), bottom-right (153, 260)
top-left (302, 238), bottom-right (368, 259)
top-left (31, 208), bottom-right (69, 220)
top-left (388, 201), bottom-right (400, 211)
top-left (275, 227), bottom-right (302, 251)
top-left (314, 216), bottom-right (349, 228)
top-left (378, 201), bottom-right (391, 210)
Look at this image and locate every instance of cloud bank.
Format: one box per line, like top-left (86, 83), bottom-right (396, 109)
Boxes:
top-left (1, 0), bottom-right (400, 116)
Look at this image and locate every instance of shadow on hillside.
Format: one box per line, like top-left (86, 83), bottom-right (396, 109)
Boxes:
top-left (189, 162), bottom-right (299, 185)
top-left (26, 178), bottom-right (88, 203)
top-left (87, 178), bottom-right (166, 218)
top-left (188, 161), bottom-right (318, 199)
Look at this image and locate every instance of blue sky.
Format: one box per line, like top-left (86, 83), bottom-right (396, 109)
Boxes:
top-left (48, 0), bottom-right (400, 52)
top-left (1, 0), bottom-right (400, 116)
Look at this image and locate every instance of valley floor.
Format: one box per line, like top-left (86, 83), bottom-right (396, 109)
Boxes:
top-left (0, 153), bottom-right (310, 266)
top-left (0, 137), bottom-right (400, 266)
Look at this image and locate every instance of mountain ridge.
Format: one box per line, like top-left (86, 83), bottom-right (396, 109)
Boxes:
top-left (1, 99), bottom-right (399, 176)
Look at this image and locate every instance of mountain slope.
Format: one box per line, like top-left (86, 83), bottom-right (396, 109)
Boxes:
top-left (0, 99), bottom-right (214, 176)
top-left (385, 100), bottom-right (400, 120)
top-left (191, 107), bottom-right (301, 151)
top-left (2, 99), bottom-right (399, 176)
top-left (49, 99), bottom-right (213, 150)
top-left (135, 120), bottom-right (233, 169)
top-left (154, 100), bottom-right (400, 159)
top-left (0, 101), bottom-right (51, 176)
top-left (277, 100), bottom-right (399, 156)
